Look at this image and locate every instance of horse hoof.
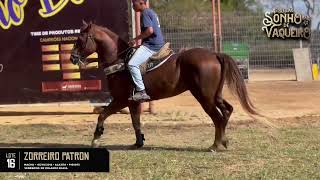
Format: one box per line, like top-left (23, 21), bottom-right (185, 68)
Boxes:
top-left (208, 144), bottom-right (224, 152)
top-left (134, 143), bottom-right (144, 148)
top-left (91, 139), bottom-right (100, 148)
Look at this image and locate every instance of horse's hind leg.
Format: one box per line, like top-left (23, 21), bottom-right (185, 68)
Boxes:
top-left (205, 106), bottom-right (227, 152)
top-left (216, 97), bottom-right (233, 148)
top-left (209, 108), bottom-right (227, 151)
top-left (189, 82), bottom-right (227, 151)
top-left (223, 99), bottom-right (233, 121)
top-left (91, 101), bottom-right (127, 147)
top-left (184, 58), bottom-right (228, 151)
top-left (216, 97), bottom-right (233, 124)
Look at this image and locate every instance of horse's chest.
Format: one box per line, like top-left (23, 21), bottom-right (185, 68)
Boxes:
top-left (106, 74), bottom-right (131, 93)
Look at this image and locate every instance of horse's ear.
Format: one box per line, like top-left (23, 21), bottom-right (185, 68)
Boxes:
top-left (81, 20), bottom-right (90, 32)
top-left (82, 20), bottom-right (88, 27)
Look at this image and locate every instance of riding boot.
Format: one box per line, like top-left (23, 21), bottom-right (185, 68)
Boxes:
top-left (128, 90), bottom-right (151, 102)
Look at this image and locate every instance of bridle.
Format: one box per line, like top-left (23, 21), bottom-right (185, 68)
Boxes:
top-left (95, 46), bottom-right (136, 70)
top-left (72, 26), bottom-right (138, 69)
top-left (72, 32), bottom-right (95, 66)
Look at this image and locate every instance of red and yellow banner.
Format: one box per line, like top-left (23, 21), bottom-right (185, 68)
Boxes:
top-left (0, 0), bottom-right (129, 104)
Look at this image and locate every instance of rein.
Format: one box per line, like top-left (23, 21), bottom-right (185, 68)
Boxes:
top-left (74, 25), bottom-right (139, 75)
top-left (98, 46), bottom-right (136, 68)
top-left (73, 33), bottom-right (95, 66)
top-left (100, 46), bottom-right (139, 76)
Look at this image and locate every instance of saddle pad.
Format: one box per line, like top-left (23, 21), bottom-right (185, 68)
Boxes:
top-left (149, 42), bottom-right (173, 60)
top-left (140, 53), bottom-right (174, 74)
top-left (104, 46), bottom-right (174, 76)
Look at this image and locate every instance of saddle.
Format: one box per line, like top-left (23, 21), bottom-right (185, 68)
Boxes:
top-left (139, 42), bottom-right (173, 74)
top-left (104, 43), bottom-right (174, 76)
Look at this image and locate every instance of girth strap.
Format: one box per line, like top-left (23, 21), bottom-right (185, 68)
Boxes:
top-left (103, 63), bottom-right (125, 76)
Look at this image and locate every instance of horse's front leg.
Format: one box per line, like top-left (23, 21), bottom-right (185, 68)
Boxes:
top-left (129, 102), bottom-right (145, 148)
top-left (91, 101), bottom-right (127, 147)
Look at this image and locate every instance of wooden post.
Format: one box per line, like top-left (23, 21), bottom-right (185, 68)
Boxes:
top-left (146, 0), bottom-right (155, 114)
top-left (211, 0), bottom-right (222, 52)
top-left (211, 0), bottom-right (217, 52)
top-left (135, 12), bottom-right (141, 45)
top-left (217, 0), bottom-right (222, 52)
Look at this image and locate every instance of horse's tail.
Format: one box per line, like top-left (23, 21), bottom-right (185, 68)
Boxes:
top-left (217, 53), bottom-right (258, 115)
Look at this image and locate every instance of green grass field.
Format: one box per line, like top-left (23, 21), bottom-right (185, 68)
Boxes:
top-left (0, 117), bottom-right (319, 180)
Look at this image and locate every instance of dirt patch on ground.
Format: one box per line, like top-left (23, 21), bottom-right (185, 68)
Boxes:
top-left (0, 81), bottom-right (320, 127)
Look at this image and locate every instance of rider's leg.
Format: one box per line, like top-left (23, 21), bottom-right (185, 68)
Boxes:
top-left (128, 45), bottom-right (156, 101)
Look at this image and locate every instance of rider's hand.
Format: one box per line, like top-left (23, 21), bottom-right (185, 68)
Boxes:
top-left (128, 39), bottom-right (137, 47)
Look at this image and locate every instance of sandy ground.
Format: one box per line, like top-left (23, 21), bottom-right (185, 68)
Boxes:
top-left (0, 81), bottom-right (320, 127)
top-left (249, 69), bottom-right (296, 81)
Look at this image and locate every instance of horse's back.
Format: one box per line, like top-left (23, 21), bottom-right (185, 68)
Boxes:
top-left (178, 48), bottom-right (221, 72)
top-left (179, 48), bottom-right (215, 56)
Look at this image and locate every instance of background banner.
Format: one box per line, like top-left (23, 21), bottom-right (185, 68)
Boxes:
top-left (0, 0), bottom-right (129, 104)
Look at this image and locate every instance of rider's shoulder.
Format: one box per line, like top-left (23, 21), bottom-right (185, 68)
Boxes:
top-left (143, 8), bottom-right (156, 15)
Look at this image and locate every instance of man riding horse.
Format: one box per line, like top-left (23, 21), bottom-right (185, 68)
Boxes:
top-left (70, 2), bottom-right (258, 151)
top-left (128, 0), bottom-right (165, 102)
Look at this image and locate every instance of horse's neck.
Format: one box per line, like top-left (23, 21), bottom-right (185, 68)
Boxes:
top-left (97, 29), bottom-right (129, 66)
top-left (117, 39), bottom-right (130, 59)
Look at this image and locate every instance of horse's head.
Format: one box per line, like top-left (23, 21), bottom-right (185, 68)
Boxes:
top-left (70, 21), bottom-right (98, 66)
top-left (71, 21), bottom-right (127, 67)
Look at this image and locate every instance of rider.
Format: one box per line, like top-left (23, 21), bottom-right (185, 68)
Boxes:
top-left (128, 0), bottom-right (165, 101)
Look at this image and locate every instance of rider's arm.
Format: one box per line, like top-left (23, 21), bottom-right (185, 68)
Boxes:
top-left (129, 10), bottom-right (154, 46)
top-left (128, 27), bottom-right (153, 46)
top-left (134, 27), bottom-right (154, 41)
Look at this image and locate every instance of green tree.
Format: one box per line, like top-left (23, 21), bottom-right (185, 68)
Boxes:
top-left (150, 0), bottom-right (260, 14)
top-left (220, 0), bottom-right (258, 13)
top-left (150, 0), bottom-right (211, 14)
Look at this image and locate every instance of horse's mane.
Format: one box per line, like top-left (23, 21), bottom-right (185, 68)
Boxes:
top-left (93, 24), bottom-right (128, 48)
top-left (90, 23), bottom-right (129, 58)
top-left (96, 25), bottom-right (119, 40)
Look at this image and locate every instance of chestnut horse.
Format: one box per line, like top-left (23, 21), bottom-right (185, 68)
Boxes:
top-left (70, 21), bottom-right (257, 151)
